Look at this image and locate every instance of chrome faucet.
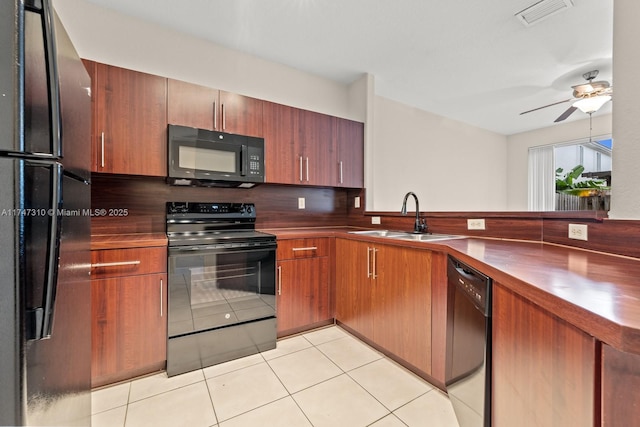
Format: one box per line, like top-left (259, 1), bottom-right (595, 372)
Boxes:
top-left (401, 192), bottom-right (427, 234)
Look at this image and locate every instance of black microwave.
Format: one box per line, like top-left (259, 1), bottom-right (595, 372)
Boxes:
top-left (167, 124), bottom-right (265, 188)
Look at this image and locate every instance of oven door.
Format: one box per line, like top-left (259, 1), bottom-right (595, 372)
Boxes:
top-left (167, 244), bottom-right (276, 339)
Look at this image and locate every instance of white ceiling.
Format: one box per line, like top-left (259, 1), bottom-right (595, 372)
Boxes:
top-left (85, 0), bottom-right (613, 136)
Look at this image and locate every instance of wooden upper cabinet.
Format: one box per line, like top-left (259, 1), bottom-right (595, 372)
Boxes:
top-left (263, 101), bottom-right (298, 184)
top-left (263, 103), bottom-right (337, 187)
top-left (167, 79), bottom-right (263, 137)
top-left (333, 117), bottom-right (364, 188)
top-left (218, 90), bottom-right (263, 137)
top-left (167, 79), bottom-right (217, 130)
top-left (298, 109), bottom-right (334, 186)
top-left (91, 62), bottom-right (167, 176)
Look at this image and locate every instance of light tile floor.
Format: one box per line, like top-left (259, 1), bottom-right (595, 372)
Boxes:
top-left (91, 326), bottom-right (460, 427)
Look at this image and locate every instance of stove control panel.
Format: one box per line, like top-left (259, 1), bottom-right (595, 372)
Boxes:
top-left (166, 202), bottom-right (256, 218)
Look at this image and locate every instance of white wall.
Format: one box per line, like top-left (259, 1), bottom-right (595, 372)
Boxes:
top-left (506, 114), bottom-right (612, 211)
top-left (611, 0), bottom-right (640, 219)
top-left (369, 96), bottom-right (508, 212)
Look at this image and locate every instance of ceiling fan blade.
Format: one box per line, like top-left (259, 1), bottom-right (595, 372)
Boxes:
top-left (520, 98), bottom-right (573, 115)
top-left (554, 106), bottom-right (577, 122)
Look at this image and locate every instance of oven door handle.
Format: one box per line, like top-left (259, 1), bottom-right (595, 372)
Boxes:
top-left (169, 244), bottom-right (276, 254)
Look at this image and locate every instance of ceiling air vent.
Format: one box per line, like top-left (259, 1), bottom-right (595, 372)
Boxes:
top-left (515, 0), bottom-right (574, 27)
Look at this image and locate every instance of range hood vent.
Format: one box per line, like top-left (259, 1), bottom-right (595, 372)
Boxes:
top-left (515, 0), bottom-right (574, 27)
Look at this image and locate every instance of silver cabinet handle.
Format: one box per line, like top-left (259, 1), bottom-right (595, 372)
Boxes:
top-left (367, 247), bottom-right (372, 278)
top-left (305, 157), bottom-right (309, 182)
top-left (100, 132), bottom-right (105, 168)
top-left (213, 101), bottom-right (217, 129)
top-left (339, 161), bottom-right (344, 184)
top-left (160, 279), bottom-right (163, 317)
top-left (277, 266), bottom-right (282, 295)
top-left (292, 247), bottom-right (317, 252)
top-left (299, 156), bottom-right (303, 182)
top-left (222, 103), bottom-right (226, 130)
top-left (91, 260), bottom-right (141, 268)
top-left (372, 248), bottom-right (378, 279)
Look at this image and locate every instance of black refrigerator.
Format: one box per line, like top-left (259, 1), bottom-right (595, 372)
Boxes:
top-left (0, 0), bottom-right (92, 425)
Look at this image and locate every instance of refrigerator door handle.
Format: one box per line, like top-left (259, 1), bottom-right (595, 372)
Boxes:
top-left (27, 163), bottom-right (63, 340)
top-left (41, 0), bottom-right (62, 157)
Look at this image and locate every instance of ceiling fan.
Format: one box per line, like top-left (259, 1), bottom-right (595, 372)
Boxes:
top-left (520, 70), bottom-right (613, 122)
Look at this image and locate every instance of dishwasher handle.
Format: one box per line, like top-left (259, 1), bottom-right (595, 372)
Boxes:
top-left (448, 256), bottom-right (492, 316)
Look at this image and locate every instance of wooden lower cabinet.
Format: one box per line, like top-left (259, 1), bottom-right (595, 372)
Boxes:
top-left (335, 238), bottom-right (432, 375)
top-left (492, 283), bottom-right (596, 427)
top-left (91, 247), bottom-right (167, 387)
top-left (276, 238), bottom-right (331, 336)
top-left (601, 344), bottom-right (640, 426)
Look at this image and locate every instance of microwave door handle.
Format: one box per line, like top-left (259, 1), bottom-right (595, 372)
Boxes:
top-left (42, 0), bottom-right (62, 157)
top-left (240, 145), bottom-right (248, 176)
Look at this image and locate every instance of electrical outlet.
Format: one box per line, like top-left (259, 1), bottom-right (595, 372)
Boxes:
top-left (467, 219), bottom-right (486, 230)
top-left (298, 197), bottom-right (305, 209)
top-left (568, 223), bottom-right (588, 241)
top-left (371, 216), bottom-right (381, 225)
top-left (354, 196), bottom-right (361, 209)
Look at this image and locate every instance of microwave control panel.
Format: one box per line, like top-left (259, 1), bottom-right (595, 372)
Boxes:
top-left (247, 145), bottom-right (263, 176)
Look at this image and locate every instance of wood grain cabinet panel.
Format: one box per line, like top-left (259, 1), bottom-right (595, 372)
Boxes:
top-left (492, 283), bottom-right (596, 427)
top-left (276, 238), bottom-right (331, 336)
top-left (297, 109), bottom-right (335, 186)
top-left (601, 343), bottom-right (640, 426)
top-left (90, 62), bottom-right (167, 176)
top-left (333, 117), bottom-right (364, 188)
top-left (167, 79), bottom-right (217, 130)
top-left (90, 246), bottom-right (167, 387)
top-left (167, 79), bottom-right (263, 137)
top-left (335, 238), bottom-right (432, 375)
top-left (264, 102), bottom-right (363, 188)
top-left (263, 101), bottom-right (299, 185)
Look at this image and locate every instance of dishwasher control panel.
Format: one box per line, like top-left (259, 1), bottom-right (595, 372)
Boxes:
top-left (448, 256), bottom-right (492, 315)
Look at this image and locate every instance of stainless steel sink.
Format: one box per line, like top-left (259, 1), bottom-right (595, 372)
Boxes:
top-left (348, 230), bottom-right (408, 237)
top-left (349, 229), bottom-right (463, 242)
top-left (391, 233), bottom-right (464, 242)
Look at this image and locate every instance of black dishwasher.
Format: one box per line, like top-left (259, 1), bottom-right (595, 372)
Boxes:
top-left (445, 256), bottom-right (492, 427)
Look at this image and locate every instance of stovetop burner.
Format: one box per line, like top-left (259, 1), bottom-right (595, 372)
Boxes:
top-left (166, 202), bottom-right (276, 248)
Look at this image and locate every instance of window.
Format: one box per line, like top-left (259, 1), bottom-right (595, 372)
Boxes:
top-left (528, 136), bottom-right (612, 211)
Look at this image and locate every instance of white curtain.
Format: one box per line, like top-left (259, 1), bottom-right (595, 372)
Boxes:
top-left (528, 145), bottom-right (556, 211)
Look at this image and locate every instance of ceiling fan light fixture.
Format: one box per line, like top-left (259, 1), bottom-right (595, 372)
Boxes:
top-left (573, 95), bottom-right (611, 114)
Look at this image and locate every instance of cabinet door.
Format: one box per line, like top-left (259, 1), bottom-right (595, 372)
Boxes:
top-left (375, 244), bottom-right (432, 373)
top-left (263, 101), bottom-right (298, 184)
top-left (602, 344), bottom-right (640, 426)
top-left (335, 239), bottom-right (375, 340)
top-left (91, 273), bottom-right (167, 387)
top-left (298, 109), bottom-right (334, 186)
top-left (167, 79), bottom-right (217, 130)
top-left (277, 257), bottom-right (329, 335)
top-left (334, 117), bottom-right (364, 188)
top-left (219, 90), bottom-right (263, 137)
top-left (492, 284), bottom-right (595, 427)
top-left (93, 63), bottom-right (167, 176)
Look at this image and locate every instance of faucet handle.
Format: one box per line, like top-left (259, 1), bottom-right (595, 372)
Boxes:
top-left (415, 218), bottom-right (427, 233)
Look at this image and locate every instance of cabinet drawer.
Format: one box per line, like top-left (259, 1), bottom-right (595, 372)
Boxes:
top-left (91, 246), bottom-right (167, 279)
top-left (277, 238), bottom-right (329, 259)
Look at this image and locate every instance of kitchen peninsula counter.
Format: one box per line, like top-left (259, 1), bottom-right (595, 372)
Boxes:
top-left (268, 227), bottom-right (640, 355)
